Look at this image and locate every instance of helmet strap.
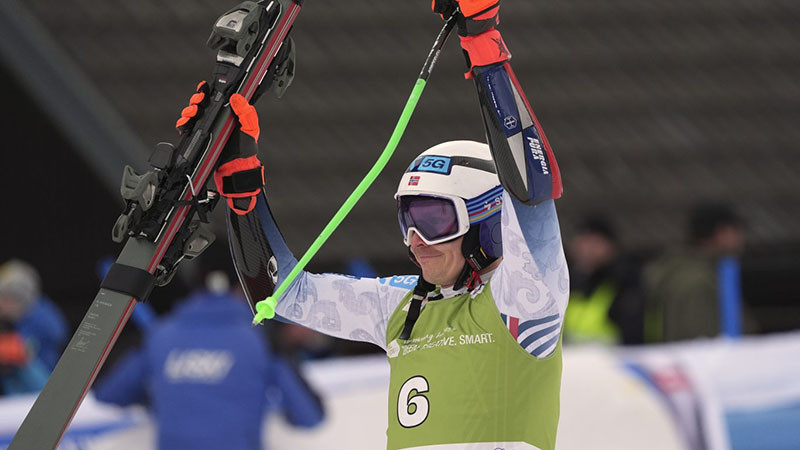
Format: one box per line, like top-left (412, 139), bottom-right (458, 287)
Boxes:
top-left (407, 247), bottom-right (420, 268)
top-left (400, 276), bottom-right (436, 341)
top-left (453, 227), bottom-right (495, 291)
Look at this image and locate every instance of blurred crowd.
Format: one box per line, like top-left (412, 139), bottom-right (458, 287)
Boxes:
top-left (0, 200), bottom-right (762, 388)
top-left (563, 201), bottom-right (753, 346)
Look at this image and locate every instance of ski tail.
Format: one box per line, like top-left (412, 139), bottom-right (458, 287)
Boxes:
top-left (227, 191), bottom-right (279, 315)
top-left (473, 62), bottom-right (562, 205)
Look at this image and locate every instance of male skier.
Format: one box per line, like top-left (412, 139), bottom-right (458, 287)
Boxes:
top-left (179, 1), bottom-right (569, 448)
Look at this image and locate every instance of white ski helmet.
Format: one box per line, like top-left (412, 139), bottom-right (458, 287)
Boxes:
top-left (395, 141), bottom-right (503, 270)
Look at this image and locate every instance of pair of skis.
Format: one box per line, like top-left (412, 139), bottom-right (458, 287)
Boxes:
top-left (10, 1), bottom-right (301, 448)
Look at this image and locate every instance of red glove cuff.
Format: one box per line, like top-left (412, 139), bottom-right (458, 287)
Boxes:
top-left (214, 155), bottom-right (265, 215)
top-left (460, 28), bottom-right (511, 78)
top-left (467, 4), bottom-right (500, 21)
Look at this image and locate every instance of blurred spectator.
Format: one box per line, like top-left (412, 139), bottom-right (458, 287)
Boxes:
top-left (643, 202), bottom-right (752, 342)
top-left (346, 258), bottom-right (378, 278)
top-left (93, 269), bottom-right (324, 450)
top-left (563, 215), bottom-right (645, 345)
top-left (0, 319), bottom-right (49, 395)
top-left (0, 260), bottom-right (68, 371)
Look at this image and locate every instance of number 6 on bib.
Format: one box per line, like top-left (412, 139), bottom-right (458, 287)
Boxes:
top-left (398, 376), bottom-right (430, 428)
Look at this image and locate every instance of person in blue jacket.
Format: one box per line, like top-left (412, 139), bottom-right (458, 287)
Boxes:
top-left (94, 268), bottom-right (324, 450)
top-left (0, 259), bottom-right (67, 391)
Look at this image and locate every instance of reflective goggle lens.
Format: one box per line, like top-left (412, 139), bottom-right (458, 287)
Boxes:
top-left (398, 196), bottom-right (459, 243)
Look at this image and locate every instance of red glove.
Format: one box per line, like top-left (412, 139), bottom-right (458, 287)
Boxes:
top-left (175, 81), bottom-right (210, 135)
top-left (175, 84), bottom-right (264, 215)
top-left (432, 0), bottom-right (500, 36)
top-left (431, 0), bottom-right (510, 74)
top-left (213, 94), bottom-right (264, 215)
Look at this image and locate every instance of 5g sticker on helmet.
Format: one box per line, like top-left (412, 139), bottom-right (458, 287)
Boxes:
top-left (410, 155), bottom-right (453, 174)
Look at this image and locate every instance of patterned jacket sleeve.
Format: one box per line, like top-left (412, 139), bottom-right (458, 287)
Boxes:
top-left (490, 197), bottom-right (569, 358)
top-left (252, 194), bottom-right (415, 350)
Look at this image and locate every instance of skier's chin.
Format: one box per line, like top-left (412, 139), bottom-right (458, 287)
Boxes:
top-left (418, 265), bottom-right (438, 283)
top-left (419, 265), bottom-right (454, 287)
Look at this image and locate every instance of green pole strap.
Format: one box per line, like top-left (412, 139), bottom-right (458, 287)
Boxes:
top-left (253, 79), bottom-right (428, 324)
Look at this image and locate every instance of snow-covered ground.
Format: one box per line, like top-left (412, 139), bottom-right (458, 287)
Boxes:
top-left (2, 332), bottom-right (800, 449)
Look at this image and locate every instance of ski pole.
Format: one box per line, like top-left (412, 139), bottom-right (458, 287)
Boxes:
top-left (253, 13), bottom-right (459, 324)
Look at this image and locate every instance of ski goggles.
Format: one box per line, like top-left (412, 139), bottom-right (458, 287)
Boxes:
top-left (397, 195), bottom-right (470, 246)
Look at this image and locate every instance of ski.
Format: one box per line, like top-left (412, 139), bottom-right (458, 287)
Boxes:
top-left (473, 62), bottom-right (562, 205)
top-left (9, 1), bottom-right (303, 448)
top-left (227, 195), bottom-right (280, 315)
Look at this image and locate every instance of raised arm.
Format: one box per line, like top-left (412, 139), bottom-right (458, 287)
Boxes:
top-left (177, 83), bottom-right (415, 350)
top-left (479, 54), bottom-right (570, 358)
top-left (436, 0), bottom-right (569, 357)
top-left (172, 82), bottom-right (417, 350)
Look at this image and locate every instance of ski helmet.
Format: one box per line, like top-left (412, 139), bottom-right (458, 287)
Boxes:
top-left (395, 141), bottom-right (503, 288)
